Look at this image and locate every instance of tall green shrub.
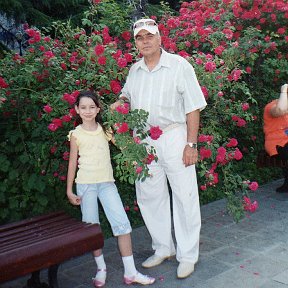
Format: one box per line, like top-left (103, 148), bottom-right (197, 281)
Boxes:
top-left (0, 0), bottom-right (287, 223)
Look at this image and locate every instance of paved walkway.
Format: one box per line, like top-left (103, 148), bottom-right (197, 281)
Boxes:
top-left (2, 179), bottom-right (288, 288)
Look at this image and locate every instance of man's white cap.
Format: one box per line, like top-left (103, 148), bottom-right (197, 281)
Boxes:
top-left (133, 18), bottom-right (159, 37)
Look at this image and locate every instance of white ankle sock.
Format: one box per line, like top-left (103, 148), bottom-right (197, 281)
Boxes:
top-left (122, 255), bottom-right (137, 277)
top-left (94, 254), bottom-right (106, 271)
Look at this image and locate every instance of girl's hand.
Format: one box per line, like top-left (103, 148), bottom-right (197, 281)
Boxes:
top-left (67, 192), bottom-right (81, 206)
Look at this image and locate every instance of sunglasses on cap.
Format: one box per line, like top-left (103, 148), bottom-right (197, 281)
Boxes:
top-left (133, 20), bottom-right (157, 30)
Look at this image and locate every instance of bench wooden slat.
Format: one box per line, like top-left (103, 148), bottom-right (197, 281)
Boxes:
top-left (0, 222), bottom-right (90, 252)
top-left (0, 211), bottom-right (67, 233)
top-left (0, 214), bottom-right (81, 248)
top-left (0, 211), bottom-right (104, 283)
top-left (0, 216), bottom-right (79, 243)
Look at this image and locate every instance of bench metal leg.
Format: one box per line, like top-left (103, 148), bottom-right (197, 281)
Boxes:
top-left (25, 271), bottom-right (49, 288)
top-left (48, 265), bottom-right (59, 288)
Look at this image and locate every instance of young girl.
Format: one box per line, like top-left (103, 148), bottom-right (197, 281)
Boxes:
top-left (66, 90), bottom-right (155, 287)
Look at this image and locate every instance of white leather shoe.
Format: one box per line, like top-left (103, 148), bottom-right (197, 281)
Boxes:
top-left (177, 262), bottom-right (195, 278)
top-left (142, 254), bottom-right (175, 268)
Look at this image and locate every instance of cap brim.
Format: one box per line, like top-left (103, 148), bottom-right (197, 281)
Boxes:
top-left (134, 26), bottom-right (159, 37)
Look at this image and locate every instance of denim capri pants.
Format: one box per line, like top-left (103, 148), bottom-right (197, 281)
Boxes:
top-left (76, 182), bottom-right (132, 236)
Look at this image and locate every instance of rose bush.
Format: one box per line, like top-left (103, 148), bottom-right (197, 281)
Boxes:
top-left (0, 0), bottom-right (287, 223)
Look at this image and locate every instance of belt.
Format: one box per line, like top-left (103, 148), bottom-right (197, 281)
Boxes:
top-left (162, 123), bottom-right (183, 133)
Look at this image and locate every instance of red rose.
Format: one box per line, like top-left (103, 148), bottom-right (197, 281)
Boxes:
top-left (110, 80), bottom-right (122, 94)
top-left (226, 138), bottom-right (238, 148)
top-left (43, 104), bottom-right (52, 113)
top-left (248, 181), bottom-right (259, 191)
top-left (115, 122), bottom-right (129, 134)
top-left (149, 126), bottom-right (162, 140)
top-left (115, 103), bottom-right (129, 114)
top-left (0, 77), bottom-right (9, 88)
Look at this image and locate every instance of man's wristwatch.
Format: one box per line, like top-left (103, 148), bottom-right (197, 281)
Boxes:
top-left (187, 142), bottom-right (198, 149)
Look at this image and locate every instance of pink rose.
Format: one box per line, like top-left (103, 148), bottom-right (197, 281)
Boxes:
top-left (149, 126), bottom-right (163, 140)
top-left (133, 137), bottom-right (141, 144)
top-left (121, 31), bottom-right (131, 41)
top-left (116, 103), bottom-right (129, 114)
top-left (94, 44), bottom-right (105, 55)
top-left (226, 138), bottom-right (238, 148)
top-left (48, 123), bottom-right (58, 132)
top-left (43, 104), bottom-right (52, 113)
top-left (200, 147), bottom-right (212, 160)
top-left (135, 166), bottom-right (143, 174)
top-left (236, 118), bottom-right (247, 127)
top-left (61, 115), bottom-right (72, 122)
top-left (234, 148), bottom-right (243, 160)
top-left (145, 154), bottom-right (155, 165)
top-left (51, 118), bottom-right (63, 128)
top-left (63, 93), bottom-right (76, 105)
top-left (115, 122), bottom-right (129, 133)
top-left (98, 56), bottom-right (107, 65)
top-left (248, 181), bottom-right (259, 191)
top-left (0, 77), bottom-right (8, 88)
top-left (214, 45), bottom-right (225, 55)
top-left (110, 80), bottom-right (122, 94)
top-left (117, 57), bottom-right (127, 68)
top-left (205, 61), bottom-right (216, 72)
top-left (242, 103), bottom-right (250, 111)
top-left (62, 151), bottom-right (69, 161)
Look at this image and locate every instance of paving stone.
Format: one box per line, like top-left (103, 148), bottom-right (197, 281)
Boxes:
top-left (199, 236), bottom-right (225, 256)
top-left (201, 199), bottom-right (226, 219)
top-left (192, 258), bottom-right (232, 281)
top-left (204, 267), bottom-right (267, 288)
top-left (232, 234), bottom-right (278, 253)
top-left (237, 255), bottom-right (288, 278)
top-left (2, 179), bottom-right (288, 288)
top-left (234, 217), bottom-right (268, 233)
top-left (259, 280), bottom-right (288, 287)
top-left (206, 225), bottom-right (252, 245)
top-left (273, 269), bottom-right (288, 285)
top-left (211, 246), bottom-right (256, 266)
top-left (265, 245), bottom-right (288, 263)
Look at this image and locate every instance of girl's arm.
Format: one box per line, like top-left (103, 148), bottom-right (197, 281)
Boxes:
top-left (111, 135), bottom-right (116, 145)
top-left (66, 135), bottom-right (81, 205)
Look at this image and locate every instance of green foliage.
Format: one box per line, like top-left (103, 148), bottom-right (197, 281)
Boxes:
top-left (0, 0), bottom-right (89, 26)
top-left (106, 108), bottom-right (157, 184)
top-left (0, 3), bottom-right (135, 223)
top-left (95, 0), bottom-right (133, 35)
top-left (0, 0), bottom-right (287, 225)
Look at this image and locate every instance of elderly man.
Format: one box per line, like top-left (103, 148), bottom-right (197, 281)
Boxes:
top-left (264, 84), bottom-right (288, 193)
top-left (112, 18), bottom-right (207, 279)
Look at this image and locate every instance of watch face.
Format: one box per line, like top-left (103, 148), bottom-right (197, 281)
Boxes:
top-left (188, 143), bottom-right (197, 149)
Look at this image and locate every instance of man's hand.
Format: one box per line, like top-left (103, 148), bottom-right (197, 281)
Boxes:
top-left (182, 145), bottom-right (198, 167)
top-left (110, 100), bottom-right (123, 111)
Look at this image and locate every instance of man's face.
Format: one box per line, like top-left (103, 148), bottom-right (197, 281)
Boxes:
top-left (135, 30), bottom-right (161, 57)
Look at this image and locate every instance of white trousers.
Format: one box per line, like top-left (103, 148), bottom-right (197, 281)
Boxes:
top-left (136, 125), bottom-right (201, 264)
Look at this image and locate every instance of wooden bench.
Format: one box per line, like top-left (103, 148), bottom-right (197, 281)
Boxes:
top-left (256, 149), bottom-right (288, 168)
top-left (0, 211), bottom-right (104, 288)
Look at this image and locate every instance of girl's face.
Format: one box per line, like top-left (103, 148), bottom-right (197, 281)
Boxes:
top-left (75, 96), bottom-right (100, 122)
